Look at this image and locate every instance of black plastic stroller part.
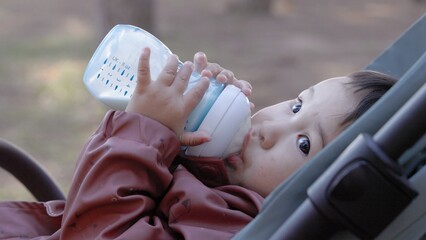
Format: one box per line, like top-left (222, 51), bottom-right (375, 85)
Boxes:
top-left (403, 140), bottom-right (426, 178)
top-left (270, 82), bottom-right (426, 240)
top-left (0, 139), bottom-right (65, 201)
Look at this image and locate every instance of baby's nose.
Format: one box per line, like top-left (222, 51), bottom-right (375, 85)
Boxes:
top-left (259, 121), bottom-right (284, 149)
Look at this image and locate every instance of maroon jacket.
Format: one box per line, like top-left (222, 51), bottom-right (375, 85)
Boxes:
top-left (0, 111), bottom-right (263, 239)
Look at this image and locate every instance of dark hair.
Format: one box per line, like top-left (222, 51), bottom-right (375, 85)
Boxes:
top-left (340, 70), bottom-right (397, 126)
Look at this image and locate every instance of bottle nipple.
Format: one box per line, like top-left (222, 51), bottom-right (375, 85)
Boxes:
top-left (223, 115), bottom-right (251, 158)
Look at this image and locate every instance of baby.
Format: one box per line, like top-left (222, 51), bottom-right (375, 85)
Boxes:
top-left (0, 48), bottom-right (395, 240)
top-left (127, 48), bottom-right (396, 197)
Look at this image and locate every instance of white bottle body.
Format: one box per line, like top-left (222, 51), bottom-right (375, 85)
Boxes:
top-left (83, 25), bottom-right (251, 158)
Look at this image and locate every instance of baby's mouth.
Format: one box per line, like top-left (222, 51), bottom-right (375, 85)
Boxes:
top-left (224, 129), bottom-right (251, 171)
top-left (225, 153), bottom-right (243, 171)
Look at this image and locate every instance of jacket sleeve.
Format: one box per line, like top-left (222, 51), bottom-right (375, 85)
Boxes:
top-left (60, 110), bottom-right (180, 239)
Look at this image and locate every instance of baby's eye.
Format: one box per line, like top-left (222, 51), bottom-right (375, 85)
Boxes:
top-left (292, 98), bottom-right (302, 113)
top-left (297, 135), bottom-right (310, 155)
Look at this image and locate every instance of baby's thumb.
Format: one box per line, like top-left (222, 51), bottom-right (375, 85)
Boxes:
top-left (179, 131), bottom-right (211, 146)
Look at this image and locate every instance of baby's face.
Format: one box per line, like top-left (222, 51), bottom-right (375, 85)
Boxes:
top-left (224, 76), bottom-right (360, 196)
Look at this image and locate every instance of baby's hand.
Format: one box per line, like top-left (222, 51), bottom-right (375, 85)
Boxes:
top-left (193, 52), bottom-right (253, 97)
top-left (126, 48), bottom-right (210, 143)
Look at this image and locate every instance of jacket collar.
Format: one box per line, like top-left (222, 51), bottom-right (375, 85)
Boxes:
top-left (174, 155), bottom-right (230, 187)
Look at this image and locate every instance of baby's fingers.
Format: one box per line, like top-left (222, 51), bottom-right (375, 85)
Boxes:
top-left (216, 73), bottom-right (253, 97)
top-left (179, 131), bottom-right (211, 146)
top-left (173, 61), bottom-right (194, 93)
top-left (183, 77), bottom-right (209, 115)
top-left (135, 48), bottom-right (152, 92)
top-left (215, 69), bottom-right (235, 84)
top-left (194, 52), bottom-right (208, 73)
top-left (234, 79), bottom-right (253, 96)
top-left (157, 54), bottom-right (180, 86)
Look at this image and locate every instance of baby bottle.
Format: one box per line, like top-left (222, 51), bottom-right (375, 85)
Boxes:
top-left (83, 25), bottom-right (251, 158)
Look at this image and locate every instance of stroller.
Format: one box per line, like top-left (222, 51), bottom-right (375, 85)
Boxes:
top-left (1, 14), bottom-right (426, 240)
top-left (234, 13), bottom-right (426, 240)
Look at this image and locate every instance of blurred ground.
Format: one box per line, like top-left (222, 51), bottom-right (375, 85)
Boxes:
top-left (0, 0), bottom-right (425, 200)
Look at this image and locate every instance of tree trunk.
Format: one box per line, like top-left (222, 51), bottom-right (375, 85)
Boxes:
top-left (96, 0), bottom-right (155, 38)
top-left (229, 0), bottom-right (273, 13)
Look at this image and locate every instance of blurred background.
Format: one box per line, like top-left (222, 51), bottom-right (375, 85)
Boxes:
top-left (0, 0), bottom-right (425, 200)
